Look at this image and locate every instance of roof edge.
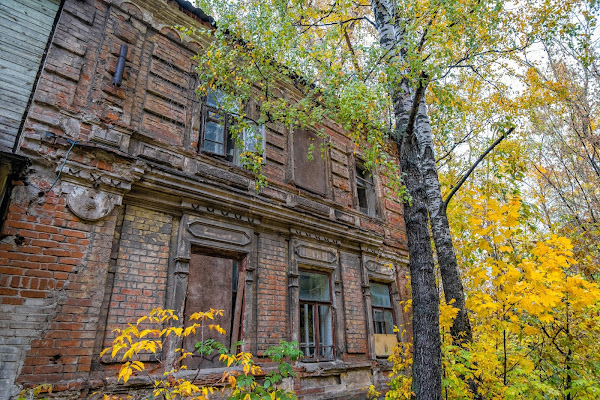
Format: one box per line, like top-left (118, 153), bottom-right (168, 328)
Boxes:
top-left (172, 0), bottom-right (216, 27)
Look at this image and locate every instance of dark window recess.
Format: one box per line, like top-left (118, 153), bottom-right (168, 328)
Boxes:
top-left (183, 253), bottom-right (244, 369)
top-left (370, 282), bottom-right (395, 335)
top-left (200, 90), bottom-right (264, 165)
top-left (299, 271), bottom-right (334, 361)
top-left (356, 162), bottom-right (376, 216)
top-left (293, 129), bottom-right (327, 195)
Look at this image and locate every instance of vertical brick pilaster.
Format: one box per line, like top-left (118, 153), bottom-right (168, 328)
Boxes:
top-left (256, 233), bottom-right (288, 353)
top-left (340, 251), bottom-right (367, 354)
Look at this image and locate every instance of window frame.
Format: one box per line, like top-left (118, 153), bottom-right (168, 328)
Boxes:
top-left (199, 90), bottom-right (265, 166)
top-left (370, 281), bottom-right (396, 335)
top-left (199, 92), bottom-right (235, 161)
top-left (355, 161), bottom-right (377, 217)
top-left (298, 270), bottom-right (335, 362)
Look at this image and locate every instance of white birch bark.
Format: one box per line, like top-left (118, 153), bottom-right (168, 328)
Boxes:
top-left (415, 98), bottom-right (473, 344)
top-left (371, 1), bottom-right (442, 398)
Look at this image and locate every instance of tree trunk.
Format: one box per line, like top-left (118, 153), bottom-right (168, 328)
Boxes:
top-left (414, 99), bottom-right (473, 344)
top-left (396, 127), bottom-right (442, 400)
top-left (371, 1), bottom-right (442, 398)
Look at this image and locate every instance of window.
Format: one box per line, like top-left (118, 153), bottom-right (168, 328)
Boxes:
top-left (299, 270), bottom-right (334, 360)
top-left (200, 89), bottom-right (265, 165)
top-left (233, 123), bottom-right (266, 166)
top-left (183, 253), bottom-right (242, 369)
top-left (370, 282), bottom-right (394, 335)
top-left (356, 162), bottom-right (376, 216)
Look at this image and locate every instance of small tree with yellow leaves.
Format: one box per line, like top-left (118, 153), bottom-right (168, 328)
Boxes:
top-left (100, 308), bottom-right (302, 400)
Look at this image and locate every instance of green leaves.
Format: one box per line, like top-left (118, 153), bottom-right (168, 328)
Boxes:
top-left (195, 338), bottom-right (228, 357)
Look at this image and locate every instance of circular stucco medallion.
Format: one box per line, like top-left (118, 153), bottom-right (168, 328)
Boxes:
top-left (66, 186), bottom-right (117, 221)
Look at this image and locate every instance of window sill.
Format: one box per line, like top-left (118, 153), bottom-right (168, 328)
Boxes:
top-left (297, 359), bottom-right (344, 372)
top-left (296, 360), bottom-right (374, 375)
top-left (199, 149), bottom-right (232, 162)
top-left (357, 210), bottom-right (383, 222)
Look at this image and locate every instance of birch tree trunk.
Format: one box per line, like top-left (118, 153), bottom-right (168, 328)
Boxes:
top-left (396, 121), bottom-right (443, 400)
top-left (415, 99), bottom-right (473, 344)
top-left (372, 1), bottom-right (442, 398)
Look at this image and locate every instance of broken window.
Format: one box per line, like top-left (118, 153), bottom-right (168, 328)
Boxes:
top-left (293, 129), bottom-right (327, 195)
top-left (183, 253), bottom-right (244, 369)
top-left (299, 270), bottom-right (334, 361)
top-left (200, 89), bottom-right (264, 165)
top-left (370, 282), bottom-right (394, 334)
top-left (356, 162), bottom-right (376, 216)
top-left (370, 281), bottom-right (397, 357)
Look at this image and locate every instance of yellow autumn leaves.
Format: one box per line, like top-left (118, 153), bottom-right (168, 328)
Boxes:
top-left (436, 193), bottom-right (600, 398)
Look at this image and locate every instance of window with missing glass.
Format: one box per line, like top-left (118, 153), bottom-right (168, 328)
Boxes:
top-left (200, 90), bottom-right (265, 165)
top-left (299, 270), bottom-right (334, 361)
top-left (356, 162), bottom-right (376, 217)
top-left (370, 282), bottom-right (395, 335)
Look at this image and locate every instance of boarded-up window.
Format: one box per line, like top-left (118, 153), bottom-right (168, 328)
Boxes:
top-left (293, 129), bottom-right (327, 195)
top-left (183, 253), bottom-right (241, 369)
top-left (0, 0), bottom-right (61, 151)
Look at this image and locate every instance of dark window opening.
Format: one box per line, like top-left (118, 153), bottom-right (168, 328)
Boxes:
top-left (183, 253), bottom-right (244, 369)
top-left (356, 162), bottom-right (376, 216)
top-left (370, 282), bottom-right (395, 335)
top-left (299, 270), bottom-right (334, 361)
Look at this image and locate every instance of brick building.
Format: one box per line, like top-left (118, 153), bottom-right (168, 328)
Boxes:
top-left (0, 0), bottom-right (410, 398)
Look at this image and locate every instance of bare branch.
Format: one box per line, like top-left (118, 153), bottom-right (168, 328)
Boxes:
top-left (443, 127), bottom-right (514, 207)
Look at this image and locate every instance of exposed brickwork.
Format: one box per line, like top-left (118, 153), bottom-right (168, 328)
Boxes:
top-left (256, 233), bottom-right (288, 353)
top-left (340, 252), bottom-right (368, 354)
top-left (0, 183), bottom-right (116, 397)
top-left (103, 205), bottom-right (171, 348)
top-left (264, 122), bottom-right (288, 182)
top-left (378, 146), bottom-right (409, 255)
top-left (330, 144), bottom-right (352, 208)
top-left (140, 33), bottom-right (196, 147)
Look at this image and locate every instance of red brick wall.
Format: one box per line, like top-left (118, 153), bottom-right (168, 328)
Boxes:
top-left (103, 206), bottom-right (171, 348)
top-left (256, 233), bottom-right (289, 353)
top-left (0, 0), bottom-right (409, 397)
top-left (0, 184), bottom-right (116, 393)
top-left (340, 252), bottom-right (368, 354)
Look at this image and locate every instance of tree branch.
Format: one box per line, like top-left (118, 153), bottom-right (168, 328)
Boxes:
top-left (399, 72), bottom-right (429, 150)
top-left (443, 127), bottom-right (514, 208)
